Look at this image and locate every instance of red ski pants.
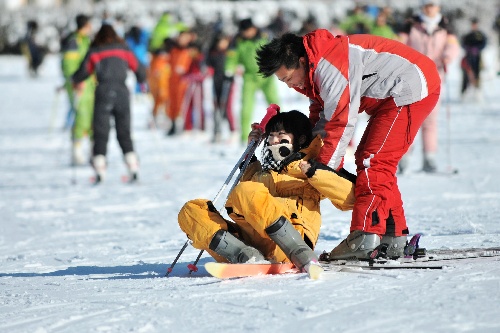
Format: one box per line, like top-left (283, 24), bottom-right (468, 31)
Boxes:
top-left (352, 87), bottom-right (440, 236)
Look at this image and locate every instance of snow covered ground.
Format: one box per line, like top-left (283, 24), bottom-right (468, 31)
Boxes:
top-left (1, 46), bottom-right (500, 333)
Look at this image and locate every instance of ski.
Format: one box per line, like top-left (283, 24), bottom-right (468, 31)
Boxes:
top-left (320, 247), bottom-right (500, 270)
top-left (323, 262), bottom-right (444, 270)
top-left (422, 247), bottom-right (500, 262)
top-left (205, 262), bottom-right (296, 279)
top-left (203, 247), bottom-right (500, 279)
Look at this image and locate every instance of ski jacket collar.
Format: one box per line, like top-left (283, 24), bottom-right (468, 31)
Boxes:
top-left (296, 29), bottom-right (348, 102)
top-left (299, 135), bottom-right (323, 161)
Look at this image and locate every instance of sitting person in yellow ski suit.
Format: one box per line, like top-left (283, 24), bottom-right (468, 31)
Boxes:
top-left (178, 110), bottom-right (356, 274)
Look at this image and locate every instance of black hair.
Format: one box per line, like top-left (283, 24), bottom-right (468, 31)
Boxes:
top-left (76, 14), bottom-right (90, 30)
top-left (265, 110), bottom-right (313, 152)
top-left (256, 33), bottom-right (306, 78)
top-left (239, 18), bottom-right (254, 31)
top-left (127, 26), bottom-right (141, 44)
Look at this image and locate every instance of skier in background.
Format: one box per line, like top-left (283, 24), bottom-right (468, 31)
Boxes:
top-left (20, 20), bottom-right (46, 77)
top-left (182, 41), bottom-right (208, 132)
top-left (398, 0), bottom-right (460, 173)
top-left (225, 18), bottom-right (280, 143)
top-left (339, 5), bottom-right (374, 35)
top-left (206, 33), bottom-right (237, 143)
top-left (72, 24), bottom-right (146, 184)
top-left (370, 12), bottom-right (399, 40)
top-left (178, 110), bottom-right (356, 278)
top-left (125, 25), bottom-right (150, 94)
top-left (460, 18), bottom-right (487, 101)
top-left (60, 14), bottom-right (95, 166)
top-left (148, 11), bottom-right (186, 54)
top-left (166, 29), bottom-right (195, 136)
top-left (147, 38), bottom-right (175, 129)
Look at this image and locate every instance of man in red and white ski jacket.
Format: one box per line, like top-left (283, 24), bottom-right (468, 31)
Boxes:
top-left (256, 29), bottom-right (441, 259)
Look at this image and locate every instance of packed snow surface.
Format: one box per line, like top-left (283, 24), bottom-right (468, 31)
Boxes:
top-left (1, 47), bottom-right (500, 333)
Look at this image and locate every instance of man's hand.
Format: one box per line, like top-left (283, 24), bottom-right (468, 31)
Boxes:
top-left (299, 160), bottom-right (311, 175)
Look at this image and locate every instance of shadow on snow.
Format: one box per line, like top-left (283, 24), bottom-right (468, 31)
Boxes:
top-left (0, 258), bottom-right (214, 280)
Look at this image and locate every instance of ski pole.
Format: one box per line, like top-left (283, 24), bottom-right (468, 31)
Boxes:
top-left (225, 104), bottom-right (279, 195)
top-left (187, 249), bottom-right (204, 274)
top-left (211, 141), bottom-right (257, 204)
top-left (49, 87), bottom-right (62, 135)
top-left (444, 70), bottom-right (458, 174)
top-left (165, 239), bottom-right (190, 277)
top-left (183, 104), bottom-right (280, 274)
top-left (212, 104), bottom-right (279, 205)
top-left (148, 113), bottom-right (171, 180)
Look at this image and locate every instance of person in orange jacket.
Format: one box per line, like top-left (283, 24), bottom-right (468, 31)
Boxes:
top-left (167, 30), bottom-right (195, 136)
top-left (178, 110), bottom-right (356, 278)
top-left (148, 38), bottom-right (175, 128)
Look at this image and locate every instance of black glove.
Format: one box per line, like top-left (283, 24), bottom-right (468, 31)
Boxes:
top-left (279, 152), bottom-right (305, 172)
top-left (303, 162), bottom-right (356, 183)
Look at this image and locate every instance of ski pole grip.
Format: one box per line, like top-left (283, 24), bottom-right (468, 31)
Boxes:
top-left (256, 104), bottom-right (280, 132)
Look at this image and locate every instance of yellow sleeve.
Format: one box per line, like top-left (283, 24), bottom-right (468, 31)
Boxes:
top-left (307, 169), bottom-right (355, 211)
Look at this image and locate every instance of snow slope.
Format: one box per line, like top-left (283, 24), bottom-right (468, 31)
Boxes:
top-left (1, 47), bottom-right (500, 333)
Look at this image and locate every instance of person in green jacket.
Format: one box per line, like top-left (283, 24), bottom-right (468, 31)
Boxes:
top-left (148, 11), bottom-right (187, 53)
top-left (225, 18), bottom-right (280, 143)
top-left (61, 14), bottom-right (95, 166)
top-left (370, 12), bottom-right (399, 40)
top-left (339, 5), bottom-right (374, 35)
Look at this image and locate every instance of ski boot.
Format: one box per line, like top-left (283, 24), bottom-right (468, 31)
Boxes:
top-left (209, 230), bottom-right (265, 263)
top-left (329, 230), bottom-right (381, 261)
top-left (124, 151), bottom-right (139, 183)
top-left (380, 235), bottom-right (407, 259)
top-left (92, 154), bottom-right (107, 184)
top-left (265, 216), bottom-right (323, 279)
top-left (166, 120), bottom-right (177, 136)
top-left (71, 139), bottom-right (86, 166)
top-left (423, 154), bottom-right (437, 173)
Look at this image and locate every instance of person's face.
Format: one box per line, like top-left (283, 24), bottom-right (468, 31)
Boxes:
top-left (217, 37), bottom-right (229, 51)
top-left (422, 4), bottom-right (440, 18)
top-left (177, 32), bottom-right (192, 47)
top-left (376, 14), bottom-right (387, 26)
top-left (241, 26), bottom-right (257, 39)
top-left (268, 130), bottom-right (294, 146)
top-left (82, 22), bottom-right (92, 36)
top-left (275, 57), bottom-right (307, 90)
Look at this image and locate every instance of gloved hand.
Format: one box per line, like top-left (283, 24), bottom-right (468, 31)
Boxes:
top-left (247, 123), bottom-right (264, 144)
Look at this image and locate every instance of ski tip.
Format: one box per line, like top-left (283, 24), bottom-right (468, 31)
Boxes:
top-left (308, 265), bottom-right (324, 280)
top-left (204, 262), bottom-right (296, 279)
top-left (305, 263), bottom-right (324, 280)
top-left (204, 262), bottom-right (226, 278)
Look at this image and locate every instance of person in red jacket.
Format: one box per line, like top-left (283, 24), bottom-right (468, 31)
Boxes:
top-left (256, 30), bottom-right (441, 260)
